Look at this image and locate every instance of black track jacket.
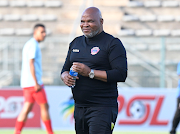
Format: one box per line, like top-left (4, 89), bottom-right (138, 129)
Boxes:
top-left (61, 31), bottom-right (127, 107)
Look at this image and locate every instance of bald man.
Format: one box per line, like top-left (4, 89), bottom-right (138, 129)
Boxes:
top-left (61, 7), bottom-right (127, 134)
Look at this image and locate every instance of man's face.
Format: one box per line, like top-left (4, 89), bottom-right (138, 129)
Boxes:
top-left (80, 12), bottom-right (102, 38)
top-left (34, 27), bottom-right (46, 42)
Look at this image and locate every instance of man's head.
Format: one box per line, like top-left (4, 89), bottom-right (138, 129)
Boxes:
top-left (33, 24), bottom-right (46, 42)
top-left (80, 7), bottom-right (103, 38)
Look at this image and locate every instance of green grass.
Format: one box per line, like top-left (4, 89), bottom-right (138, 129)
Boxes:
top-left (0, 130), bottom-right (180, 134)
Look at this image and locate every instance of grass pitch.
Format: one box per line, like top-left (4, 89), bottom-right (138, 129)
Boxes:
top-left (0, 130), bottom-right (180, 134)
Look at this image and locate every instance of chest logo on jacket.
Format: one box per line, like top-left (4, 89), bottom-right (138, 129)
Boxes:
top-left (91, 47), bottom-right (100, 55)
top-left (72, 49), bottom-right (79, 52)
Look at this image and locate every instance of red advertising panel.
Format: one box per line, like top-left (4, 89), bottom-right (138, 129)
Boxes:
top-left (117, 95), bottom-right (168, 125)
top-left (0, 89), bottom-right (41, 128)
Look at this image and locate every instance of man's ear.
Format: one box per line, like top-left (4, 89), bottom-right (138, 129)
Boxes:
top-left (100, 18), bottom-right (104, 25)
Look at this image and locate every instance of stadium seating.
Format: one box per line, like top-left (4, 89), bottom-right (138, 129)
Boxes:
top-left (4, 14), bottom-right (21, 21)
top-left (39, 15), bottom-right (57, 21)
top-left (119, 0), bottom-right (180, 37)
top-left (15, 29), bottom-right (33, 36)
top-left (175, 16), bottom-right (180, 21)
top-left (123, 14), bottom-right (139, 21)
top-left (162, 1), bottom-right (179, 7)
top-left (144, 1), bottom-right (161, 7)
top-left (153, 29), bottom-right (171, 36)
top-left (135, 29), bottom-right (152, 36)
top-left (157, 15), bottom-right (174, 22)
top-left (0, 15), bottom-right (3, 20)
top-left (21, 15), bottom-right (38, 21)
top-left (44, 1), bottom-right (62, 7)
top-left (171, 30), bottom-right (180, 36)
top-left (0, 1), bottom-right (63, 7)
top-left (139, 15), bottom-right (157, 22)
top-left (0, 1), bottom-right (8, 7)
top-left (0, 28), bottom-right (15, 35)
top-left (26, 1), bottom-right (44, 7)
top-left (128, 1), bottom-right (143, 7)
top-left (10, 1), bottom-right (26, 7)
top-left (119, 0), bottom-right (180, 86)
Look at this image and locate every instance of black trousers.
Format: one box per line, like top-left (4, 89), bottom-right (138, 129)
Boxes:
top-left (74, 106), bottom-right (118, 134)
top-left (170, 98), bottom-right (180, 134)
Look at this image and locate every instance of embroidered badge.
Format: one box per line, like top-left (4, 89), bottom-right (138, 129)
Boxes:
top-left (72, 49), bottom-right (79, 52)
top-left (91, 47), bottom-right (100, 55)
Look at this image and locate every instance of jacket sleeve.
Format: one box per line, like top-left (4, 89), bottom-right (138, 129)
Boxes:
top-left (106, 38), bottom-right (127, 82)
top-left (61, 44), bottom-right (73, 74)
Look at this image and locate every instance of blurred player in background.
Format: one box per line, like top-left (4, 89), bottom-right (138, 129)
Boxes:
top-left (14, 24), bottom-right (54, 134)
top-left (170, 62), bottom-right (180, 134)
top-left (61, 7), bottom-right (127, 134)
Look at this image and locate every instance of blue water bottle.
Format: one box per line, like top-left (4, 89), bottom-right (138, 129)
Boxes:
top-left (69, 67), bottom-right (78, 88)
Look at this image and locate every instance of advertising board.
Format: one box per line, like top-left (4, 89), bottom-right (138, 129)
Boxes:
top-left (0, 86), bottom-right (178, 131)
top-left (0, 88), bottom-right (41, 128)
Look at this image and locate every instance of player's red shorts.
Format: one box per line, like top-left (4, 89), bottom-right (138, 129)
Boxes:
top-left (23, 85), bottom-right (48, 104)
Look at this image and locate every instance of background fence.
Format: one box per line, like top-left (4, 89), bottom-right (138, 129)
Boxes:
top-left (0, 36), bottom-right (179, 88)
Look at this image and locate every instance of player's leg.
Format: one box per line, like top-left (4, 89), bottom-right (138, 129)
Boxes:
top-left (34, 87), bottom-right (54, 134)
top-left (74, 106), bottom-right (89, 134)
top-left (40, 103), bottom-right (54, 134)
top-left (40, 102), bottom-right (50, 120)
top-left (14, 87), bottom-right (35, 134)
top-left (170, 98), bottom-right (180, 134)
top-left (14, 102), bottom-right (34, 134)
top-left (87, 106), bottom-right (118, 134)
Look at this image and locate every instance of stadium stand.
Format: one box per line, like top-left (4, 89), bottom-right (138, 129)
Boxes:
top-left (4, 14), bottom-right (21, 21)
top-left (119, 27), bottom-right (135, 36)
top-left (123, 14), bottom-right (139, 21)
top-left (26, 1), bottom-right (44, 7)
top-left (144, 1), bottom-right (161, 7)
top-left (0, 0), bottom-right (179, 88)
top-left (157, 15), bottom-right (174, 22)
top-left (15, 29), bottom-right (33, 36)
top-left (162, 1), bottom-right (179, 7)
top-left (44, 1), bottom-right (62, 7)
top-left (119, 0), bottom-right (180, 87)
top-left (39, 15), bottom-right (57, 21)
top-left (21, 15), bottom-right (38, 21)
top-left (0, 15), bottom-right (2, 20)
top-left (153, 29), bottom-right (170, 36)
top-left (128, 0), bottom-right (144, 7)
top-left (139, 15), bottom-right (157, 22)
top-left (135, 29), bottom-right (152, 36)
top-left (0, 28), bottom-right (15, 35)
top-left (171, 30), bottom-right (180, 36)
top-left (175, 16), bottom-right (180, 21)
top-left (0, 1), bottom-right (8, 7)
top-left (9, 1), bottom-right (26, 7)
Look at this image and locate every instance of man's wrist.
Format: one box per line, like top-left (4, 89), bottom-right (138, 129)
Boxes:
top-left (89, 69), bottom-right (95, 79)
top-left (61, 71), bottom-right (69, 81)
top-left (35, 81), bottom-right (38, 85)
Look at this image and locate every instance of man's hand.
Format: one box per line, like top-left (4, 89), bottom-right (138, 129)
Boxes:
top-left (61, 71), bottom-right (79, 87)
top-left (30, 59), bottom-right (42, 91)
top-left (34, 84), bottom-right (42, 92)
top-left (72, 62), bottom-right (108, 82)
top-left (72, 62), bottom-right (91, 77)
